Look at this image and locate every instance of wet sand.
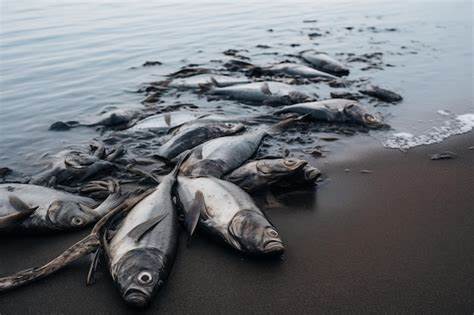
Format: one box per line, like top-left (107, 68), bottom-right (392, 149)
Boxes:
top-left (1, 132), bottom-right (472, 314)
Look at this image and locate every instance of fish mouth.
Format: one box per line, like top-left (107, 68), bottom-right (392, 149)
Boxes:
top-left (124, 289), bottom-right (150, 308)
top-left (263, 240), bottom-right (285, 255)
top-left (305, 168), bottom-right (321, 181)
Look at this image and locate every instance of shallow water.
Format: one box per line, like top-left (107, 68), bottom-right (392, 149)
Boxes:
top-left (1, 0), bottom-right (473, 172)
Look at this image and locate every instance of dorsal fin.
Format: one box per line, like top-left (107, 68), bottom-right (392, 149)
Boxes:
top-left (164, 113), bottom-right (171, 127)
top-left (184, 191), bottom-right (204, 237)
top-left (261, 82), bottom-right (272, 95)
top-left (127, 213), bottom-right (168, 242)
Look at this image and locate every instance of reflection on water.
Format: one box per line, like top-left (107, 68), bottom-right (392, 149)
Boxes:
top-left (0, 0), bottom-right (472, 171)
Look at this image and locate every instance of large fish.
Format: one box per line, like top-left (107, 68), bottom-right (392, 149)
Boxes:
top-left (225, 158), bottom-right (320, 192)
top-left (301, 50), bottom-right (350, 77)
top-left (203, 81), bottom-right (313, 106)
top-left (154, 120), bottom-right (245, 160)
top-left (105, 155), bottom-right (187, 308)
top-left (263, 63), bottom-right (337, 80)
top-left (179, 117), bottom-right (301, 178)
top-left (0, 180), bottom-right (122, 233)
top-left (274, 99), bottom-right (385, 128)
top-left (176, 176), bottom-right (284, 255)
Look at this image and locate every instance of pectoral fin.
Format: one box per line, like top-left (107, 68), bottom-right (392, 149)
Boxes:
top-left (261, 82), bottom-right (272, 95)
top-left (184, 191), bottom-right (205, 237)
top-left (0, 196), bottom-right (38, 228)
top-left (127, 213), bottom-right (168, 242)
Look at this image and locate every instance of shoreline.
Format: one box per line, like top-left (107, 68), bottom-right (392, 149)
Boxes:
top-left (1, 132), bottom-right (472, 314)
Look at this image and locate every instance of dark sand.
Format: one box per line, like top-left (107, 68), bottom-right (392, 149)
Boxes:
top-left (1, 133), bottom-right (473, 314)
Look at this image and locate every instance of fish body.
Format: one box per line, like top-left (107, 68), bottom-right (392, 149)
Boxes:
top-left (0, 182), bottom-right (121, 232)
top-left (169, 74), bottom-right (250, 89)
top-left (359, 85), bottom-right (403, 102)
top-left (129, 111), bottom-right (206, 132)
top-left (265, 63), bottom-right (337, 79)
top-left (179, 129), bottom-right (267, 178)
top-left (301, 50), bottom-right (350, 76)
top-left (156, 121), bottom-right (245, 160)
top-left (108, 165), bottom-right (180, 308)
top-left (275, 99), bottom-right (384, 128)
top-left (206, 81), bottom-right (312, 106)
top-left (225, 158), bottom-right (320, 192)
top-left (176, 176), bottom-right (284, 255)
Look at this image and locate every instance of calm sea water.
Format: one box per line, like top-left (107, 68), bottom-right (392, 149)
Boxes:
top-left (0, 0), bottom-right (472, 171)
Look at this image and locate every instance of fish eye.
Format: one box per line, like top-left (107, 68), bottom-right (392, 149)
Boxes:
top-left (284, 159), bottom-right (297, 166)
top-left (71, 217), bottom-right (84, 226)
top-left (364, 114), bottom-right (376, 123)
top-left (267, 229), bottom-right (279, 238)
top-left (137, 271), bottom-right (153, 285)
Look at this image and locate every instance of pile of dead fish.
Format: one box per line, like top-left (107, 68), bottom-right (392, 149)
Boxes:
top-left (0, 49), bottom-right (402, 308)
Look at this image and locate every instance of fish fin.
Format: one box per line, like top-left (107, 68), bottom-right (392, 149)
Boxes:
top-left (9, 196), bottom-right (38, 214)
top-left (261, 82), bottom-right (272, 95)
top-left (127, 213), bottom-right (169, 243)
top-left (164, 113), bottom-right (172, 127)
top-left (0, 210), bottom-right (36, 228)
top-left (86, 247), bottom-right (103, 286)
top-left (184, 191), bottom-right (204, 237)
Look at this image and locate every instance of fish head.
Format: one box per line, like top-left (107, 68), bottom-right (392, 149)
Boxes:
top-left (46, 200), bottom-right (97, 229)
top-left (343, 103), bottom-right (384, 128)
top-left (115, 248), bottom-right (166, 308)
top-left (256, 158), bottom-right (307, 176)
top-left (222, 122), bottom-right (245, 134)
top-left (228, 210), bottom-right (284, 255)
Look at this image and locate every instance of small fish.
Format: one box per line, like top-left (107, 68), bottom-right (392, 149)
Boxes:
top-left (225, 158), bottom-right (320, 192)
top-left (300, 50), bottom-right (350, 76)
top-left (128, 111), bottom-right (208, 132)
top-left (168, 74), bottom-right (250, 89)
top-left (201, 81), bottom-right (313, 106)
top-left (359, 85), bottom-right (403, 103)
top-left (177, 176), bottom-right (285, 255)
top-left (30, 141), bottom-right (121, 186)
top-left (275, 99), bottom-right (386, 129)
top-left (50, 108), bottom-right (141, 131)
top-left (263, 63), bottom-right (337, 79)
top-left (0, 180), bottom-right (122, 233)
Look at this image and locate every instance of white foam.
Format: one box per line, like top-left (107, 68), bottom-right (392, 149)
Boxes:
top-left (383, 113), bottom-right (474, 150)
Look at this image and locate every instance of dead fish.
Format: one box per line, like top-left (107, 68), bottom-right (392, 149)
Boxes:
top-left (359, 85), bottom-right (403, 102)
top-left (176, 176), bottom-right (284, 255)
top-left (106, 155), bottom-right (186, 308)
top-left (225, 158), bottom-right (320, 192)
top-left (168, 74), bottom-right (250, 89)
top-left (128, 111), bottom-right (208, 132)
top-left (201, 81), bottom-right (314, 106)
top-left (50, 108), bottom-right (141, 131)
top-left (30, 141), bottom-right (122, 186)
top-left (430, 151), bottom-right (457, 160)
top-left (263, 63), bottom-right (337, 79)
top-left (154, 121), bottom-right (245, 160)
top-left (179, 117), bottom-right (302, 177)
top-left (0, 180), bottom-right (122, 233)
top-left (300, 50), bottom-right (350, 76)
top-left (275, 99), bottom-right (385, 129)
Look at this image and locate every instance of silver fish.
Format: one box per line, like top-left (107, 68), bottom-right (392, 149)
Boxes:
top-left (155, 121), bottom-right (245, 160)
top-left (128, 111), bottom-right (207, 132)
top-left (275, 99), bottom-right (385, 128)
top-left (177, 176), bottom-right (284, 255)
top-left (203, 81), bottom-right (313, 106)
top-left (264, 63), bottom-right (337, 79)
top-left (30, 142), bottom-right (121, 186)
top-left (301, 50), bottom-right (350, 77)
top-left (0, 180), bottom-right (122, 233)
top-left (225, 158), bottom-right (320, 192)
top-left (169, 74), bottom-right (250, 89)
top-left (106, 156), bottom-right (185, 308)
top-left (359, 85), bottom-right (403, 103)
